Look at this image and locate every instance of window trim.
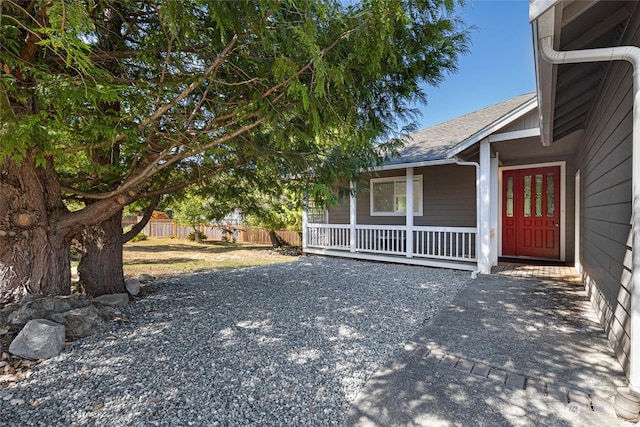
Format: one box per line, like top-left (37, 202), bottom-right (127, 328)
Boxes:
top-left (369, 175), bottom-right (423, 216)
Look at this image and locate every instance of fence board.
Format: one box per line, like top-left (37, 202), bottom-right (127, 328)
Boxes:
top-left (122, 217), bottom-right (301, 246)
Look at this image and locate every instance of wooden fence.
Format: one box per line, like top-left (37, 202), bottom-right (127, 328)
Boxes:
top-left (123, 218), bottom-right (301, 247)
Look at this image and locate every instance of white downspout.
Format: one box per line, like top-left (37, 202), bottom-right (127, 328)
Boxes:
top-left (456, 159), bottom-right (481, 279)
top-left (539, 36), bottom-right (640, 411)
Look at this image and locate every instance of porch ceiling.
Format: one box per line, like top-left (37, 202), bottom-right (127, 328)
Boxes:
top-left (456, 130), bottom-right (580, 164)
top-left (492, 131), bottom-right (580, 164)
top-left (552, 0), bottom-right (636, 142)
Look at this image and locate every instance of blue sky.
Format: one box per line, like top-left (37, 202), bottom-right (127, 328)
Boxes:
top-left (415, 0), bottom-right (535, 129)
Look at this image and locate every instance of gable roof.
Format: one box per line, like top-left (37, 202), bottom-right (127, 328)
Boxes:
top-left (382, 92), bottom-right (537, 169)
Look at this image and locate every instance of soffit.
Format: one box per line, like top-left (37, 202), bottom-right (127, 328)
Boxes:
top-left (552, 0), bottom-right (635, 141)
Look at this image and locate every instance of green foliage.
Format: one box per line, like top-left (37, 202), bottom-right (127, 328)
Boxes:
top-left (1, 0), bottom-right (470, 225)
top-left (171, 193), bottom-right (209, 229)
top-left (186, 231), bottom-right (207, 243)
top-left (130, 233), bottom-right (148, 243)
top-left (243, 190), bottom-right (303, 233)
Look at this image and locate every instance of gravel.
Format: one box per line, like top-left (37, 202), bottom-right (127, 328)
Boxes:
top-left (0, 256), bottom-right (471, 426)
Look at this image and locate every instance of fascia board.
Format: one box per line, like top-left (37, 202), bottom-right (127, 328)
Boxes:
top-left (529, 0), bottom-right (560, 23)
top-left (369, 159), bottom-right (457, 172)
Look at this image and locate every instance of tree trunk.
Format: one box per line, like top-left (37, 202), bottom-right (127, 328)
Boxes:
top-left (0, 155), bottom-right (71, 304)
top-left (78, 211), bottom-right (126, 297)
top-left (268, 230), bottom-right (282, 248)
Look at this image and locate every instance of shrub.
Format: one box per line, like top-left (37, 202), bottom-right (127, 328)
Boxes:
top-left (187, 231), bottom-right (207, 243)
top-left (130, 233), bottom-right (148, 242)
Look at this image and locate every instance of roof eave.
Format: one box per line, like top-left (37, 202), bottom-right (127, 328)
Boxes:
top-left (372, 158), bottom-right (457, 172)
top-left (445, 96), bottom-right (539, 158)
top-left (529, 0), bottom-right (560, 22)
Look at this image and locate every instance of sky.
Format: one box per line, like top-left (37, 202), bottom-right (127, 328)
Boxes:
top-left (415, 0), bottom-right (536, 129)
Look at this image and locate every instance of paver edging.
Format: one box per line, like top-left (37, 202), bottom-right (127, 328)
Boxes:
top-left (403, 342), bottom-right (617, 417)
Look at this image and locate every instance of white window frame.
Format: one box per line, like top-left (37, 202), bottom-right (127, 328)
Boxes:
top-left (370, 175), bottom-right (423, 216)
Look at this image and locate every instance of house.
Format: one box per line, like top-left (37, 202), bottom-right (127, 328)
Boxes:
top-left (302, 0), bottom-right (640, 418)
top-left (530, 0), bottom-right (640, 418)
top-left (303, 92), bottom-right (564, 276)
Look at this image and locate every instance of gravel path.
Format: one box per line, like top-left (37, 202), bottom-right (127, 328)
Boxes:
top-left (0, 256), bottom-right (471, 426)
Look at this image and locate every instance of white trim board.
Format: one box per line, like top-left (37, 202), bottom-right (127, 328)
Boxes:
top-left (302, 248), bottom-right (478, 271)
top-left (488, 128), bottom-right (541, 143)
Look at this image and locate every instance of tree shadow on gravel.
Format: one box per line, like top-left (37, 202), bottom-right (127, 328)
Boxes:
top-left (346, 273), bottom-right (629, 427)
top-left (0, 257), bottom-right (472, 427)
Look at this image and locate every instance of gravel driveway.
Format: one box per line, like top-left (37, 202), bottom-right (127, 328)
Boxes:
top-left (0, 256), bottom-right (471, 426)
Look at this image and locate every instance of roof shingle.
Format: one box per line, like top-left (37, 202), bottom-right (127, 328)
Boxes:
top-left (385, 93), bottom-right (537, 166)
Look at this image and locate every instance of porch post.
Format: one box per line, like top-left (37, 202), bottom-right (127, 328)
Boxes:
top-left (478, 139), bottom-right (491, 274)
top-left (302, 195), bottom-right (308, 250)
top-left (406, 167), bottom-right (414, 258)
top-left (349, 180), bottom-right (357, 253)
top-left (490, 153), bottom-right (499, 266)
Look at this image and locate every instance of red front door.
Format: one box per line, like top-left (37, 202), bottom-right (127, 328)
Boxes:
top-left (502, 166), bottom-right (560, 259)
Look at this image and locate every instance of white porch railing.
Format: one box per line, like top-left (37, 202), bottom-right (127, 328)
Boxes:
top-left (305, 223), bottom-right (477, 262)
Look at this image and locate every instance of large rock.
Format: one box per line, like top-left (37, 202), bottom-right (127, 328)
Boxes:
top-left (125, 278), bottom-right (141, 296)
top-left (93, 293), bottom-right (129, 307)
top-left (9, 319), bottom-right (65, 360)
top-left (138, 274), bottom-right (156, 283)
top-left (50, 305), bottom-right (108, 340)
top-left (6, 295), bottom-right (91, 328)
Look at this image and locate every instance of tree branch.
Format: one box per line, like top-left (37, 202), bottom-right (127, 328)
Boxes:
top-left (141, 163), bottom-right (239, 198)
top-left (122, 194), bottom-right (160, 243)
top-left (137, 33), bottom-right (238, 130)
top-left (59, 115), bottom-right (266, 200)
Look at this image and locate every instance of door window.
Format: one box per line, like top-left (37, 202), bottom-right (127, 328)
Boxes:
top-left (535, 174), bottom-right (543, 217)
top-left (546, 174), bottom-right (555, 217)
top-left (523, 175), bottom-right (532, 217)
top-left (506, 176), bottom-right (514, 217)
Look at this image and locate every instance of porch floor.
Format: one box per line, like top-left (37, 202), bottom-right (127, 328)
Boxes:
top-left (491, 260), bottom-right (581, 284)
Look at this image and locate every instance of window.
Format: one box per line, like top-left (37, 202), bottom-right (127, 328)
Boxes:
top-left (307, 200), bottom-right (328, 223)
top-left (370, 175), bottom-right (423, 216)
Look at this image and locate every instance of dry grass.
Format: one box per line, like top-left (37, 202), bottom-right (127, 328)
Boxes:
top-left (122, 238), bottom-right (297, 278)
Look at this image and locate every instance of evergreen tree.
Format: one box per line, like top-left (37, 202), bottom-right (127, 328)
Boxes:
top-left (0, 0), bottom-right (468, 302)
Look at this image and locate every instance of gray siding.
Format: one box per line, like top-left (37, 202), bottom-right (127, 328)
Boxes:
top-left (327, 165), bottom-right (476, 227)
top-left (421, 165), bottom-right (476, 227)
top-left (575, 12), bottom-right (637, 375)
top-left (327, 199), bottom-right (350, 224)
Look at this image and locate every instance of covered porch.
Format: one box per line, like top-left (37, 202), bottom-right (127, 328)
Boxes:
top-left (304, 223), bottom-right (478, 271)
top-left (302, 93), bottom-right (548, 275)
top-left (302, 159), bottom-right (483, 273)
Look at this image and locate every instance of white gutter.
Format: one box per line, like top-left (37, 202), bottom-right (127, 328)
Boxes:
top-left (370, 158), bottom-right (457, 172)
top-left (539, 35), bottom-right (640, 396)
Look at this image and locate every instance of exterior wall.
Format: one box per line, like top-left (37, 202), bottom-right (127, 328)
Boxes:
top-left (574, 16), bottom-right (638, 375)
top-left (421, 165), bottom-right (476, 227)
top-left (326, 164), bottom-right (477, 227)
top-left (327, 197), bottom-right (350, 224)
